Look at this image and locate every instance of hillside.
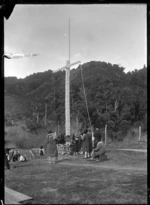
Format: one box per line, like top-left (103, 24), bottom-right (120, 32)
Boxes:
top-left (4, 61), bottom-right (147, 141)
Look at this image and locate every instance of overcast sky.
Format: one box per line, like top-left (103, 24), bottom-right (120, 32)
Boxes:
top-left (4, 4), bottom-right (147, 79)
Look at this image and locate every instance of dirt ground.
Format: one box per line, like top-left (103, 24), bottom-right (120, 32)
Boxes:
top-left (5, 139), bottom-right (147, 204)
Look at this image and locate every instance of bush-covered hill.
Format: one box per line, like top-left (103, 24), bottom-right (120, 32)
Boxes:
top-left (4, 61), bottom-right (147, 140)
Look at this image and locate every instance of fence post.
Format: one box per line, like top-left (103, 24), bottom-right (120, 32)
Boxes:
top-left (105, 124), bottom-right (107, 145)
top-left (139, 126), bottom-right (141, 141)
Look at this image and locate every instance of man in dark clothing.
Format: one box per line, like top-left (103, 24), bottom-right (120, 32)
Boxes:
top-left (90, 136), bottom-right (107, 161)
top-left (84, 129), bottom-right (92, 158)
top-left (94, 128), bottom-right (102, 148)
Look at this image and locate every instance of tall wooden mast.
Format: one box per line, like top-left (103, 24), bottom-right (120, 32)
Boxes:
top-left (65, 18), bottom-right (71, 136)
top-left (53, 18), bottom-right (81, 137)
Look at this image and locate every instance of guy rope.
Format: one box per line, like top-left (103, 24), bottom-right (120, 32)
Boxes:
top-left (79, 64), bottom-right (92, 132)
top-left (52, 18), bottom-right (92, 137)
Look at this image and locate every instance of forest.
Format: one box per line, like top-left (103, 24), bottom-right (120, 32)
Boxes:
top-left (5, 61), bottom-right (147, 141)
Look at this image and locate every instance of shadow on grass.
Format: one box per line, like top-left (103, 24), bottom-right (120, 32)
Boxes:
top-left (9, 162), bottom-right (33, 169)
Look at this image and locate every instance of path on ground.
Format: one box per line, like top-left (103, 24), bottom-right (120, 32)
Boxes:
top-left (57, 161), bottom-right (147, 172)
top-left (117, 149), bottom-right (147, 153)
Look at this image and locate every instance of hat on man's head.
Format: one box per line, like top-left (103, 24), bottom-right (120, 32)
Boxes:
top-left (83, 129), bottom-right (88, 134)
top-left (48, 130), bottom-right (53, 134)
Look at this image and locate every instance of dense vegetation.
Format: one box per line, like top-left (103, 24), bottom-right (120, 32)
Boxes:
top-left (5, 61), bottom-right (147, 141)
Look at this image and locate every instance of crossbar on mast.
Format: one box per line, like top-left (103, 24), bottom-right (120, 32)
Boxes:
top-left (52, 17), bottom-right (80, 137)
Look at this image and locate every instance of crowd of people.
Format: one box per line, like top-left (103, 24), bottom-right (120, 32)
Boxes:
top-left (5, 127), bottom-right (106, 169)
top-left (43, 128), bottom-right (106, 164)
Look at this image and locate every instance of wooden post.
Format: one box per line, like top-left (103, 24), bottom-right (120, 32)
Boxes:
top-left (139, 126), bottom-right (141, 141)
top-left (53, 60), bottom-right (80, 136)
top-left (52, 18), bottom-right (80, 137)
top-left (65, 60), bottom-right (70, 136)
top-left (65, 18), bottom-right (71, 137)
top-left (105, 124), bottom-right (107, 145)
top-left (45, 103), bottom-right (47, 126)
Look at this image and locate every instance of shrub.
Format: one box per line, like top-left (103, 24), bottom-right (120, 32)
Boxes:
top-left (5, 124), bottom-right (30, 149)
top-left (71, 117), bottom-right (83, 137)
top-left (26, 119), bottom-right (42, 132)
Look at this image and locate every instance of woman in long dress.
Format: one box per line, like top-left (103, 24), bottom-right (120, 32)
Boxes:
top-left (43, 130), bottom-right (58, 164)
top-left (84, 129), bottom-right (92, 158)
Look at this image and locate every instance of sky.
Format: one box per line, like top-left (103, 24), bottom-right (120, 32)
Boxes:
top-left (4, 4), bottom-right (147, 79)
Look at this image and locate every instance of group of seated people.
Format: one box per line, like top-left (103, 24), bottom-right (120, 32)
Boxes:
top-left (6, 150), bottom-right (27, 162)
top-left (5, 149), bottom-right (27, 170)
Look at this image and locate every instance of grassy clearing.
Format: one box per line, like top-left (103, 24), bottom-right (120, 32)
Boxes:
top-left (5, 144), bottom-right (147, 204)
top-left (4, 127), bottom-right (147, 204)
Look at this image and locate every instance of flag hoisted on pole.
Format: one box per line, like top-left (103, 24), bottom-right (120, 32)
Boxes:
top-left (52, 17), bottom-right (81, 137)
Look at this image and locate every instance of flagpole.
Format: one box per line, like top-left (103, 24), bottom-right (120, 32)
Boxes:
top-left (65, 17), bottom-right (71, 137)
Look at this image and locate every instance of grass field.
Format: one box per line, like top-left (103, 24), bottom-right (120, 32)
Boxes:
top-left (5, 139), bottom-right (147, 204)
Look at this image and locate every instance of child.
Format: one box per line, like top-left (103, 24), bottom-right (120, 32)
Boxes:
top-left (39, 146), bottom-right (45, 156)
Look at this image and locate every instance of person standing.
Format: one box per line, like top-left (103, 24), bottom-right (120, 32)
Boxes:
top-left (80, 132), bottom-right (85, 154)
top-left (83, 129), bottom-right (92, 158)
top-left (73, 135), bottom-right (80, 155)
top-left (81, 130), bottom-right (87, 157)
top-left (43, 130), bottom-right (58, 164)
top-left (78, 134), bottom-right (82, 154)
top-left (87, 129), bottom-right (93, 157)
top-left (71, 134), bottom-right (76, 155)
top-left (94, 128), bottom-right (102, 148)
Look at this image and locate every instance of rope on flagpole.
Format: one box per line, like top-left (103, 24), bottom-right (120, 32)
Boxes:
top-left (80, 64), bottom-right (92, 131)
